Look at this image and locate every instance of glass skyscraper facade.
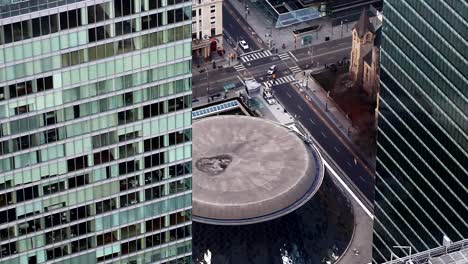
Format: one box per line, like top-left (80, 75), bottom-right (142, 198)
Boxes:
top-left (373, 1), bottom-right (467, 263)
top-left (0, 0), bottom-right (192, 263)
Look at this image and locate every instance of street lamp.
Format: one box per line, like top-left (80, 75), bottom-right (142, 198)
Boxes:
top-left (205, 65), bottom-right (210, 99)
top-left (325, 91), bottom-right (330, 112)
top-left (308, 47), bottom-right (313, 67)
top-left (266, 19), bottom-right (274, 49)
top-left (340, 20), bottom-right (343, 38)
top-left (341, 19), bottom-right (349, 38)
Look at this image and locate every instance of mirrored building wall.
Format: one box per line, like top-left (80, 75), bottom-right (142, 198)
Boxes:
top-left (0, 0), bottom-right (193, 263)
top-left (373, 0), bottom-right (467, 263)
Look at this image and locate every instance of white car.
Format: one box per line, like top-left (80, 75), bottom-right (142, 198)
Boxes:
top-left (265, 97), bottom-right (276, 105)
top-left (238, 40), bottom-right (249, 50)
top-left (267, 65), bottom-right (277, 75)
top-left (263, 91), bottom-right (276, 105)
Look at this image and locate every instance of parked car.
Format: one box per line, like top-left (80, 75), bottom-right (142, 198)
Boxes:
top-left (263, 90), bottom-right (276, 105)
top-left (238, 40), bottom-right (249, 50)
top-left (267, 65), bottom-right (277, 75)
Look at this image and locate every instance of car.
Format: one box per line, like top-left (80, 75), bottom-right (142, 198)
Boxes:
top-left (265, 96), bottom-right (276, 105)
top-left (267, 65), bottom-right (277, 75)
top-left (210, 92), bottom-right (222, 99)
top-left (238, 40), bottom-right (249, 50)
top-left (263, 90), bottom-right (276, 105)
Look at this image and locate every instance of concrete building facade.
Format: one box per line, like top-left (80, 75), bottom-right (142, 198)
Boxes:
top-left (0, 0), bottom-right (193, 263)
top-left (191, 0), bottom-right (223, 59)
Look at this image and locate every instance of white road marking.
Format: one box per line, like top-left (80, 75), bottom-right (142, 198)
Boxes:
top-left (334, 146), bottom-right (340, 153)
top-left (314, 47), bottom-right (351, 58)
top-left (346, 161), bottom-right (353, 167)
top-left (237, 76), bottom-right (245, 85)
top-left (234, 64), bottom-right (246, 73)
top-left (263, 75), bottom-right (295, 88)
top-left (321, 132), bottom-right (327, 138)
top-left (309, 118), bottom-right (316, 125)
top-left (278, 53), bottom-right (290, 60)
top-left (288, 51), bottom-right (299, 61)
top-left (286, 92), bottom-right (292, 98)
top-left (323, 159), bottom-right (374, 219)
top-left (290, 66), bottom-right (302, 74)
top-left (241, 50), bottom-right (274, 62)
top-left (297, 105), bottom-right (303, 112)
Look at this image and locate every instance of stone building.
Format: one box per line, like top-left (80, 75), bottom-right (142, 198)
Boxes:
top-left (192, 0), bottom-right (223, 59)
top-left (349, 9), bottom-right (381, 101)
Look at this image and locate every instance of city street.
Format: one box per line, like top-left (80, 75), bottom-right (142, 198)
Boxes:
top-left (191, 0), bottom-right (376, 205)
top-left (272, 83), bottom-right (374, 203)
top-left (223, 0), bottom-right (262, 53)
top-left (192, 36), bottom-right (352, 99)
top-left (292, 36), bottom-right (352, 69)
top-left (192, 32), bottom-right (373, 205)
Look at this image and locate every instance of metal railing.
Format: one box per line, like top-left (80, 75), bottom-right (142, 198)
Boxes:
top-left (383, 239), bottom-right (468, 264)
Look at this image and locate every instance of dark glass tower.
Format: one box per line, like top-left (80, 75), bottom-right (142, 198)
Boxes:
top-left (373, 1), bottom-right (467, 263)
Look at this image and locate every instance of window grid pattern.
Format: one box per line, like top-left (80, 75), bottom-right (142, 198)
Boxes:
top-left (0, 0), bottom-right (192, 263)
top-left (373, 1), bottom-right (468, 263)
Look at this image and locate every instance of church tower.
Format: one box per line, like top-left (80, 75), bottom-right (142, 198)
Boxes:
top-left (349, 9), bottom-right (375, 85)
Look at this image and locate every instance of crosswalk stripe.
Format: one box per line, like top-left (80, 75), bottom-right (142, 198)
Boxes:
top-left (240, 51), bottom-right (273, 62)
top-left (290, 66), bottom-right (302, 73)
top-left (278, 53), bottom-right (290, 60)
top-left (234, 64), bottom-right (246, 72)
top-left (262, 75), bottom-right (296, 88)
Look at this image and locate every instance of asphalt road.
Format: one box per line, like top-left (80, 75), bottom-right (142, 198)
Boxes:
top-left (192, 67), bottom-right (241, 98)
top-left (223, 0), bottom-right (261, 52)
top-left (272, 83), bottom-right (374, 202)
top-left (292, 36), bottom-right (352, 69)
top-left (192, 37), bottom-right (352, 98)
top-left (191, 31), bottom-right (373, 207)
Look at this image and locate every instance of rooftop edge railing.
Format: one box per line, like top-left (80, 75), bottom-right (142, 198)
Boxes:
top-left (383, 238), bottom-right (468, 264)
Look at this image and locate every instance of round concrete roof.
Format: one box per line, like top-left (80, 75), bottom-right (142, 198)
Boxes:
top-left (192, 115), bottom-right (324, 225)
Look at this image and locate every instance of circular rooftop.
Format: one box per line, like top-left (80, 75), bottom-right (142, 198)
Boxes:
top-left (193, 115), bottom-right (324, 225)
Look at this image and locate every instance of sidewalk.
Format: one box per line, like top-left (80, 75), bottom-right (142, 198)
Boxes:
top-left (227, 0), bottom-right (359, 52)
top-left (192, 35), bottom-right (240, 76)
top-left (293, 70), bottom-right (374, 170)
top-left (255, 90), bottom-right (295, 125)
top-left (192, 85), bottom-right (244, 109)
